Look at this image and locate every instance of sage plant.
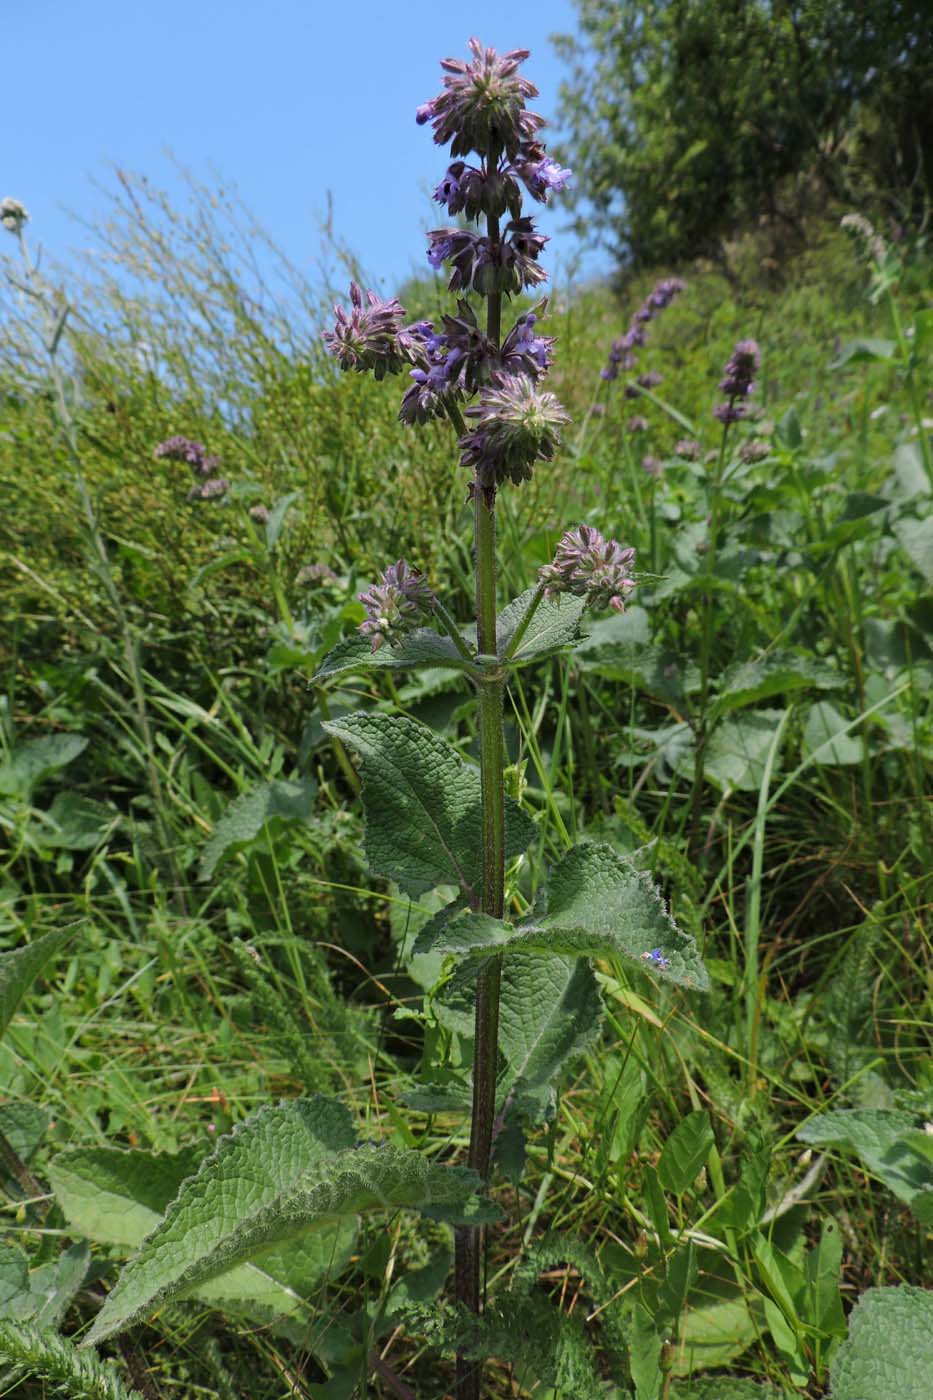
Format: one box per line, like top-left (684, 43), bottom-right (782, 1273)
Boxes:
top-left (76, 40), bottom-right (708, 1398)
top-left (319, 39), bottom-right (707, 1395)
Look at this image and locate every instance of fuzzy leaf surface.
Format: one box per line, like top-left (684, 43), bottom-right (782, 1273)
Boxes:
top-left (710, 651), bottom-right (841, 719)
top-left (895, 513), bottom-right (933, 587)
top-left (830, 1285), bottom-right (933, 1400)
top-left (200, 778), bottom-right (317, 878)
top-left (418, 843), bottom-right (708, 990)
top-left (496, 588), bottom-right (588, 664)
top-left (0, 734), bottom-right (87, 799)
top-left (797, 1109), bottom-right (933, 1219)
top-left (700, 709), bottom-right (787, 791)
top-left (497, 954), bottom-right (604, 1122)
top-left (0, 928), bottom-right (73, 1041)
top-left (83, 1098), bottom-right (497, 1346)
top-left (0, 1240), bottom-right (89, 1328)
top-left (313, 628), bottom-right (471, 683)
top-left (323, 713), bottom-right (536, 897)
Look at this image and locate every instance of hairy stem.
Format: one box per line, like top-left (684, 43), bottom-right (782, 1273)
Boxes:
top-left (455, 241), bottom-right (507, 1400)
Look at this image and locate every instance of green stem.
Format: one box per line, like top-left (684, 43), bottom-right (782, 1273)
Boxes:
top-left (886, 289), bottom-right (933, 484)
top-left (455, 217), bottom-right (507, 1400)
top-left (431, 597), bottom-right (477, 667)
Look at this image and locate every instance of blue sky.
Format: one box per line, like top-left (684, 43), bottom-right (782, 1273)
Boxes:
top-left (6, 1), bottom-right (608, 297)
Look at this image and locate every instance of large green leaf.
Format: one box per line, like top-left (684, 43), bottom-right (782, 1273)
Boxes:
top-left (0, 928), bottom-right (73, 1041)
top-left (577, 606), bottom-right (699, 703)
top-left (497, 955), bottom-right (603, 1121)
top-left (700, 710), bottom-right (787, 792)
top-left (829, 337), bottom-right (897, 368)
top-left (797, 1109), bottom-right (933, 1222)
top-left (670, 1382), bottom-right (790, 1399)
top-left (710, 651), bottom-right (841, 720)
top-left (49, 1142), bottom-right (358, 1323)
top-left (416, 843), bottom-right (709, 991)
top-left (323, 713), bottom-right (536, 897)
top-left (82, 1097), bottom-right (497, 1347)
top-left (200, 777), bottom-right (317, 878)
top-left (313, 628), bottom-right (472, 683)
top-left (496, 588), bottom-right (588, 664)
top-left (830, 1285), bottom-right (933, 1400)
top-left (0, 734), bottom-right (87, 800)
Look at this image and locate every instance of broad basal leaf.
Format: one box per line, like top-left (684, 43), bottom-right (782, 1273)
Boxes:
top-left (797, 1109), bottom-right (933, 1221)
top-left (657, 1110), bottom-right (715, 1194)
top-left (0, 1240), bottom-right (89, 1329)
top-left (830, 1285), bottom-right (933, 1400)
top-left (82, 1097), bottom-right (497, 1346)
top-left (496, 587), bottom-right (588, 664)
top-left (416, 842), bottom-right (709, 991)
top-left (50, 1140), bottom-right (358, 1322)
top-left (701, 710), bottom-right (787, 792)
top-left (0, 928), bottom-right (73, 1041)
top-left (803, 702), bottom-right (865, 766)
top-left (829, 337), bottom-right (896, 369)
top-left (323, 713), bottom-right (536, 897)
top-left (710, 650), bottom-right (841, 719)
top-left (895, 513), bottom-right (933, 588)
top-left (313, 628), bottom-right (473, 683)
top-left (0, 734), bottom-right (87, 800)
top-left (200, 777), bottom-right (317, 878)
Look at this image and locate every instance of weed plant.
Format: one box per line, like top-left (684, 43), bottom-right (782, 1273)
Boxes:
top-left (0, 39), bottom-right (931, 1400)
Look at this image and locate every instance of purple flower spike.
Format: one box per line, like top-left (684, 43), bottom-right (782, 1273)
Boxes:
top-left (516, 153), bottom-right (572, 202)
top-left (460, 372), bottom-right (569, 488)
top-left (188, 477), bottom-right (230, 501)
top-left (714, 338), bottom-right (761, 423)
top-left (358, 560), bottom-right (435, 652)
top-left (718, 338), bottom-right (761, 398)
top-left (323, 282), bottom-right (412, 380)
top-left (675, 438), bottom-right (701, 460)
top-left (627, 415), bottom-right (649, 433)
top-left (154, 436), bottom-right (220, 478)
top-left (538, 524), bottom-right (637, 613)
top-left (422, 38), bottom-right (544, 159)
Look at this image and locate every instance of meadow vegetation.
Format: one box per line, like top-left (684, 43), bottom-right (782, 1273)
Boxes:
top-left (0, 107), bottom-right (931, 1399)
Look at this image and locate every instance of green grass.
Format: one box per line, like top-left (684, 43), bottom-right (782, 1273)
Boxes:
top-left (0, 176), bottom-right (930, 1397)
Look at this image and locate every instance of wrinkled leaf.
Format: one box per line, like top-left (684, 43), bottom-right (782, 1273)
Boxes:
top-left (0, 734), bottom-right (87, 800)
top-left (497, 587), bottom-right (588, 664)
top-left (710, 651), bottom-right (841, 719)
top-left (797, 1109), bottom-right (933, 1220)
top-left (417, 842), bottom-right (709, 991)
top-left (323, 713), bottom-right (536, 898)
top-left (0, 1240), bottom-right (89, 1328)
top-left (830, 1285), bottom-right (933, 1400)
top-left (200, 777), bottom-right (317, 878)
top-left (82, 1097), bottom-right (498, 1346)
top-left (313, 629), bottom-right (472, 683)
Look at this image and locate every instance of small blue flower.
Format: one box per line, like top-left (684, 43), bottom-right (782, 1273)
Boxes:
top-left (640, 948), bottom-right (671, 970)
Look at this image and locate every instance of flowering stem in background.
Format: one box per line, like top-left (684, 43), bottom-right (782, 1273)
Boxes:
top-left (886, 289), bottom-right (933, 484)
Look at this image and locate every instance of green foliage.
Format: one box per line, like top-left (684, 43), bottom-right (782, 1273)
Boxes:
top-left (797, 1109), bottom-right (933, 1222)
top-left (0, 1323), bottom-right (145, 1400)
top-left (555, 1), bottom-right (933, 265)
top-left (0, 928), bottom-right (73, 1040)
top-left (199, 776), bottom-right (318, 878)
top-left (323, 712), bottom-right (536, 897)
top-left (830, 1286), bottom-right (933, 1400)
top-left (82, 1096), bottom-right (498, 1346)
top-left (418, 842), bottom-right (710, 990)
